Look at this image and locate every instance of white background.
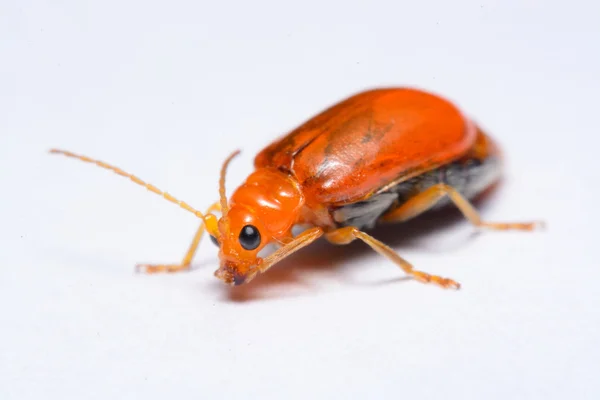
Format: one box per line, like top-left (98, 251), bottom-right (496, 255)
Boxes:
top-left (1, 1), bottom-right (599, 399)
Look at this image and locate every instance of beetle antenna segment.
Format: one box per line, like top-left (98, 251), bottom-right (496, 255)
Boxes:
top-left (219, 149), bottom-right (241, 217)
top-left (49, 149), bottom-right (207, 221)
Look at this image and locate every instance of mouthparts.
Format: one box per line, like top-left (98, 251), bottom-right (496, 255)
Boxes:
top-left (214, 264), bottom-right (247, 286)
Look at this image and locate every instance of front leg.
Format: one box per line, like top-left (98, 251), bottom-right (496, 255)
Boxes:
top-left (326, 226), bottom-right (460, 289)
top-left (137, 201), bottom-right (221, 273)
top-left (244, 227), bottom-right (324, 283)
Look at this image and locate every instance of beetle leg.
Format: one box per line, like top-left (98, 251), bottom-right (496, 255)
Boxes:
top-left (326, 227), bottom-right (460, 289)
top-left (380, 183), bottom-right (543, 231)
top-left (247, 227), bottom-right (324, 280)
top-left (137, 201), bottom-right (221, 274)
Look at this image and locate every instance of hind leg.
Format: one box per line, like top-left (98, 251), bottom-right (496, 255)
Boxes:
top-left (380, 183), bottom-right (543, 231)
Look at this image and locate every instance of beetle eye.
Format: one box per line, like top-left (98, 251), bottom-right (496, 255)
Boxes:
top-left (239, 225), bottom-right (261, 250)
top-left (209, 235), bottom-right (220, 247)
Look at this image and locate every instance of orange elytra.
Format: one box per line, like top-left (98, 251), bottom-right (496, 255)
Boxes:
top-left (50, 87), bottom-right (542, 289)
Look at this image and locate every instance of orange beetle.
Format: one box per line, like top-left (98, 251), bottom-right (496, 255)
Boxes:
top-left (51, 87), bottom-right (541, 289)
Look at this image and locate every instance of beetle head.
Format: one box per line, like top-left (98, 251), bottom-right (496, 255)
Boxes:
top-left (204, 150), bottom-right (272, 285)
top-left (212, 203), bottom-right (272, 285)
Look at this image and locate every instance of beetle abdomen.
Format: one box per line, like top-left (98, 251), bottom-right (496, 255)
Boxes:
top-left (331, 129), bottom-right (501, 229)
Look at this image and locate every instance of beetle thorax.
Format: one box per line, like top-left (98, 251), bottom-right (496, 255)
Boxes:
top-left (229, 168), bottom-right (305, 239)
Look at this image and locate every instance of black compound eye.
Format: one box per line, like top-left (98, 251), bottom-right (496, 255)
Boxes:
top-left (209, 235), bottom-right (220, 247)
top-left (239, 225), bottom-right (261, 250)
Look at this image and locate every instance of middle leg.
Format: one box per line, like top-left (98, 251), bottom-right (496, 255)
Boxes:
top-left (326, 226), bottom-right (460, 289)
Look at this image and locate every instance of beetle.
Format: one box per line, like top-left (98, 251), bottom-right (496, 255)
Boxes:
top-left (50, 87), bottom-right (542, 289)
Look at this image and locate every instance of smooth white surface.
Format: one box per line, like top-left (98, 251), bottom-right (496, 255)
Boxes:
top-left (1, 1), bottom-right (599, 399)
